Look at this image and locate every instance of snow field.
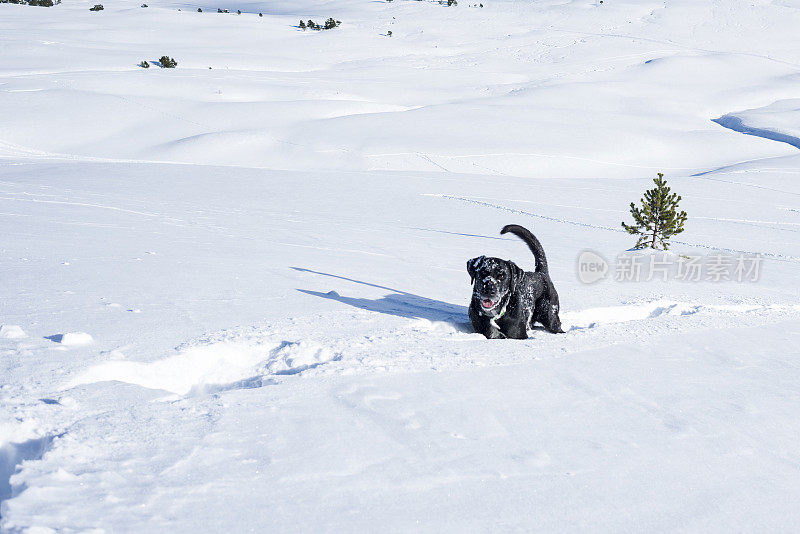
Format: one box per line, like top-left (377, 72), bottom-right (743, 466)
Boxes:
top-left (3, 0), bottom-right (800, 530)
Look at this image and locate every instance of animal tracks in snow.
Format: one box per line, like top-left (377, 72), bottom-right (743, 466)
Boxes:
top-left (61, 299), bottom-right (800, 398)
top-left (65, 339), bottom-right (340, 397)
top-left (561, 300), bottom-right (770, 330)
top-left (0, 434), bottom-right (57, 515)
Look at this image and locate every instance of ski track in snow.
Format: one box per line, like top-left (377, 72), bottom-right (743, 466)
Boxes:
top-left (433, 194), bottom-right (800, 262)
top-left (0, 195), bottom-right (162, 218)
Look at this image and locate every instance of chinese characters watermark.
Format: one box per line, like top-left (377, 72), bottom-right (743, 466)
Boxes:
top-left (577, 250), bottom-right (762, 284)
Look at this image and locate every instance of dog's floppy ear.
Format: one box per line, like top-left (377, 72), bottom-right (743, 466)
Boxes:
top-left (506, 260), bottom-right (524, 292)
top-left (467, 256), bottom-right (484, 284)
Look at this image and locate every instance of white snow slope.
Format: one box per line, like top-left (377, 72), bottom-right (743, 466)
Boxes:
top-left (2, 0), bottom-right (800, 531)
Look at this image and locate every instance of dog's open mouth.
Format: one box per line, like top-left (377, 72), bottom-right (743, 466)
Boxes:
top-left (481, 299), bottom-right (495, 309)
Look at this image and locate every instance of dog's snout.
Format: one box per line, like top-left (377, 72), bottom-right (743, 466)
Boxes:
top-left (480, 278), bottom-right (498, 293)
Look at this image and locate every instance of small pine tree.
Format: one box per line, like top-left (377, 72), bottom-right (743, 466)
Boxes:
top-left (621, 173), bottom-right (687, 250)
top-left (299, 19), bottom-right (306, 29)
top-left (139, 60), bottom-right (150, 68)
top-left (89, 4), bottom-right (103, 10)
top-left (236, 9), bottom-right (240, 14)
top-left (323, 17), bottom-right (337, 29)
top-left (159, 56), bottom-right (178, 68)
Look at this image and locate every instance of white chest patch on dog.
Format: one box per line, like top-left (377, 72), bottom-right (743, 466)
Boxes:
top-left (489, 302), bottom-right (508, 331)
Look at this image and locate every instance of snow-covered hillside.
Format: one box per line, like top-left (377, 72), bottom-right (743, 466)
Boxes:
top-left (2, 0), bottom-right (800, 531)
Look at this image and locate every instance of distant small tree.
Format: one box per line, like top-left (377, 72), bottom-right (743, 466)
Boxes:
top-left (323, 17), bottom-right (340, 29)
top-left (217, 8), bottom-right (223, 12)
top-left (622, 173), bottom-right (687, 250)
top-left (236, 9), bottom-right (240, 14)
top-left (89, 3), bottom-right (103, 10)
top-left (158, 56), bottom-right (178, 68)
top-left (197, 7), bottom-right (202, 11)
top-left (299, 19), bottom-right (306, 29)
top-left (258, 12), bottom-right (262, 16)
top-left (139, 60), bottom-right (150, 68)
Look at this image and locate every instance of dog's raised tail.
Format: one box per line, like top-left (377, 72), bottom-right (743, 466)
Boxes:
top-left (500, 224), bottom-right (549, 274)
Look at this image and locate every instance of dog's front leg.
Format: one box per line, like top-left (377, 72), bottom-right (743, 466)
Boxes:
top-left (486, 315), bottom-right (510, 339)
top-left (485, 325), bottom-right (507, 339)
top-left (503, 323), bottom-right (528, 340)
top-left (470, 305), bottom-right (506, 339)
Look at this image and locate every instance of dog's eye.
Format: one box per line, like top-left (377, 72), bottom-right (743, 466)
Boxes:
top-left (498, 273), bottom-right (505, 279)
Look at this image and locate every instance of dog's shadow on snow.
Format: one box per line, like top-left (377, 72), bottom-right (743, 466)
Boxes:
top-left (293, 267), bottom-right (471, 331)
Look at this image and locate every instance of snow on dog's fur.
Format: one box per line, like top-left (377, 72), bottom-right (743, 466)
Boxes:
top-left (467, 225), bottom-right (563, 339)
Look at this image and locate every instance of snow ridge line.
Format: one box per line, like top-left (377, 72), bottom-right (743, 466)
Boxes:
top-left (432, 194), bottom-right (800, 262)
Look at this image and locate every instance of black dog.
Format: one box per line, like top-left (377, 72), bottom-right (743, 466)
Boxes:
top-left (467, 224), bottom-right (564, 339)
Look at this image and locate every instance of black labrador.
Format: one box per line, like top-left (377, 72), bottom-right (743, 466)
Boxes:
top-left (467, 224), bottom-right (564, 339)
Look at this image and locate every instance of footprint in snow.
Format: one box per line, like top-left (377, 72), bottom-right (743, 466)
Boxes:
top-left (45, 332), bottom-right (94, 346)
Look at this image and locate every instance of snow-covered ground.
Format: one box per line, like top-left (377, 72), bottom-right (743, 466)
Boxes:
top-left (2, 0), bottom-right (800, 531)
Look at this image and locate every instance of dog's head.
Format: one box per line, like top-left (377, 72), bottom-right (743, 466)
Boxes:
top-left (467, 255), bottom-right (523, 316)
